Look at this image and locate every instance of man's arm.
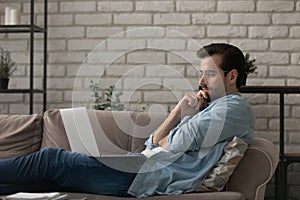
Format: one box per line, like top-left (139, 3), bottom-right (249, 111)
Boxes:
top-left (167, 94), bottom-right (255, 153)
top-left (152, 108), bottom-right (181, 145)
top-left (153, 93), bottom-right (206, 148)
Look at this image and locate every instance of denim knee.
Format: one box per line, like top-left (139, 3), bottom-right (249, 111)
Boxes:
top-left (40, 147), bottom-right (62, 154)
top-left (40, 147), bottom-right (68, 157)
top-left (38, 147), bottom-right (66, 163)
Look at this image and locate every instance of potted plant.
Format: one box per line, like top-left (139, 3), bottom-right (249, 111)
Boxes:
top-left (0, 47), bottom-right (16, 89)
top-left (90, 80), bottom-right (125, 111)
top-left (242, 53), bottom-right (257, 85)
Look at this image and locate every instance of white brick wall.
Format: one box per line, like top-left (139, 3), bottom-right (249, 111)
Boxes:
top-left (114, 14), bottom-right (152, 25)
top-left (97, 1), bottom-right (133, 12)
top-left (39, 14), bottom-right (73, 26)
top-left (207, 26), bottom-right (247, 37)
top-left (217, 1), bottom-right (255, 12)
top-left (177, 1), bottom-right (215, 12)
top-left (257, 1), bottom-right (295, 12)
top-left (75, 14), bottom-right (112, 25)
top-left (60, 1), bottom-right (96, 13)
top-left (192, 13), bottom-right (229, 24)
top-left (1, 0), bottom-right (300, 197)
top-left (273, 13), bottom-right (300, 24)
top-left (249, 26), bottom-right (288, 38)
top-left (48, 27), bottom-right (85, 39)
top-left (231, 13), bottom-right (271, 25)
top-left (136, 1), bottom-right (174, 12)
top-left (154, 13), bottom-right (190, 25)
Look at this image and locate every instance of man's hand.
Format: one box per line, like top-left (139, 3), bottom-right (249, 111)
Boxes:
top-left (152, 90), bottom-right (210, 146)
top-left (197, 90), bottom-right (210, 111)
top-left (174, 94), bottom-right (202, 119)
top-left (158, 135), bottom-right (169, 150)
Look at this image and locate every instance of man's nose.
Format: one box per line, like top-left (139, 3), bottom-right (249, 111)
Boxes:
top-left (199, 76), bottom-right (207, 86)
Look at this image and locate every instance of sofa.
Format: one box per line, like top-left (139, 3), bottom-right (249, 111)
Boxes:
top-left (0, 109), bottom-right (279, 200)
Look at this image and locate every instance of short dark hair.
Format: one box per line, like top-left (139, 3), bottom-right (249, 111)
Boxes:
top-left (196, 43), bottom-right (245, 88)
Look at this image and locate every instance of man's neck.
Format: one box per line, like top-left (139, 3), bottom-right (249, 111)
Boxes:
top-left (225, 86), bottom-right (239, 95)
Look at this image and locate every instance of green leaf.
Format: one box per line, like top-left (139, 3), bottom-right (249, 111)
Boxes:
top-left (0, 47), bottom-right (16, 78)
top-left (244, 53), bottom-right (257, 75)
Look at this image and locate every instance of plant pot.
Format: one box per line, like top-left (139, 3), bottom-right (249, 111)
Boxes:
top-left (0, 78), bottom-right (9, 90)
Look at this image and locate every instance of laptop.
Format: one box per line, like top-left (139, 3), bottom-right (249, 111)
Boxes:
top-left (60, 107), bottom-right (147, 172)
top-left (59, 107), bottom-right (132, 157)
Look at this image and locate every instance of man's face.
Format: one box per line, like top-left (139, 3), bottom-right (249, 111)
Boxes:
top-left (198, 54), bottom-right (227, 101)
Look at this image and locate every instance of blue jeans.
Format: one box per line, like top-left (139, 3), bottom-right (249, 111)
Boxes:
top-left (0, 148), bottom-right (137, 196)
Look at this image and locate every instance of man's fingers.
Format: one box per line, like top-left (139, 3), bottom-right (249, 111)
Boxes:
top-left (181, 95), bottom-right (198, 108)
top-left (188, 96), bottom-right (199, 108)
top-left (197, 90), bottom-right (209, 100)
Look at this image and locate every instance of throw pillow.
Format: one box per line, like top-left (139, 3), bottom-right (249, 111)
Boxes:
top-left (0, 114), bottom-right (43, 159)
top-left (195, 136), bottom-right (248, 192)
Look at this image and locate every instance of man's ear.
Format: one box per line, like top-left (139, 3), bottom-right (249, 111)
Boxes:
top-left (228, 69), bottom-right (238, 85)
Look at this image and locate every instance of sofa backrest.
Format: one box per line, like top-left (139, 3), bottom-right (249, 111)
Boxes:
top-left (0, 114), bottom-right (43, 159)
top-left (41, 109), bottom-right (167, 153)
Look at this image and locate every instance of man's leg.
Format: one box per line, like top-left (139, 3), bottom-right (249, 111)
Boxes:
top-left (0, 148), bottom-right (137, 196)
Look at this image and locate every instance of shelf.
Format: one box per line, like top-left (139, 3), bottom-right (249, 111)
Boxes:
top-left (0, 0), bottom-right (48, 114)
top-left (0, 25), bottom-right (46, 33)
top-left (240, 85), bottom-right (300, 94)
top-left (0, 89), bottom-right (44, 94)
top-left (239, 85), bottom-right (300, 200)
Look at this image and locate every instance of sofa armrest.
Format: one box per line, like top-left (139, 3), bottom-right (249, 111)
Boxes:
top-left (226, 138), bottom-right (279, 200)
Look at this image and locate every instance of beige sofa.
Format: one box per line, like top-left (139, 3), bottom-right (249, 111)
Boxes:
top-left (0, 109), bottom-right (279, 200)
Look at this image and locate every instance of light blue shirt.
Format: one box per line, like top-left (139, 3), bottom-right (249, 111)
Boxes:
top-left (128, 93), bottom-right (255, 197)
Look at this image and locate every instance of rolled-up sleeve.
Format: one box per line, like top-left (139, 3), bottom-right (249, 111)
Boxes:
top-left (145, 115), bottom-right (192, 151)
top-left (144, 133), bottom-right (159, 150)
top-left (168, 111), bottom-right (211, 153)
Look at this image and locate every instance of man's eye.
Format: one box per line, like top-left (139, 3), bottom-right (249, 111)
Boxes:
top-left (206, 71), bottom-right (217, 77)
top-left (197, 71), bottom-right (217, 79)
top-left (207, 72), bottom-right (215, 75)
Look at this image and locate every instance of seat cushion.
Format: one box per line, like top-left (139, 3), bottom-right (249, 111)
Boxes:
top-left (0, 114), bottom-right (43, 159)
top-left (66, 191), bottom-right (245, 200)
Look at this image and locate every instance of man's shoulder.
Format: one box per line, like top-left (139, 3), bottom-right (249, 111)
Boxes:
top-left (214, 93), bottom-right (244, 104)
top-left (214, 93), bottom-right (251, 111)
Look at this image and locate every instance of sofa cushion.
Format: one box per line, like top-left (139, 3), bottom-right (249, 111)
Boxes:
top-left (0, 114), bottom-right (43, 159)
top-left (131, 112), bottom-right (167, 152)
top-left (41, 109), bottom-right (71, 150)
top-left (42, 109), bottom-right (167, 153)
top-left (196, 137), bottom-right (248, 192)
top-left (66, 191), bottom-right (245, 200)
top-left (42, 109), bottom-right (141, 152)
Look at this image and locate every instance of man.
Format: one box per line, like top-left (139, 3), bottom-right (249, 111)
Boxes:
top-left (0, 43), bottom-right (255, 197)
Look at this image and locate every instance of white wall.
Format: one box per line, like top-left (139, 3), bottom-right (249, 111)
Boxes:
top-left (1, 0), bottom-right (300, 198)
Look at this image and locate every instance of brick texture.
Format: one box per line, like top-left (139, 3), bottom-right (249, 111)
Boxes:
top-left (1, 1), bottom-right (300, 197)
